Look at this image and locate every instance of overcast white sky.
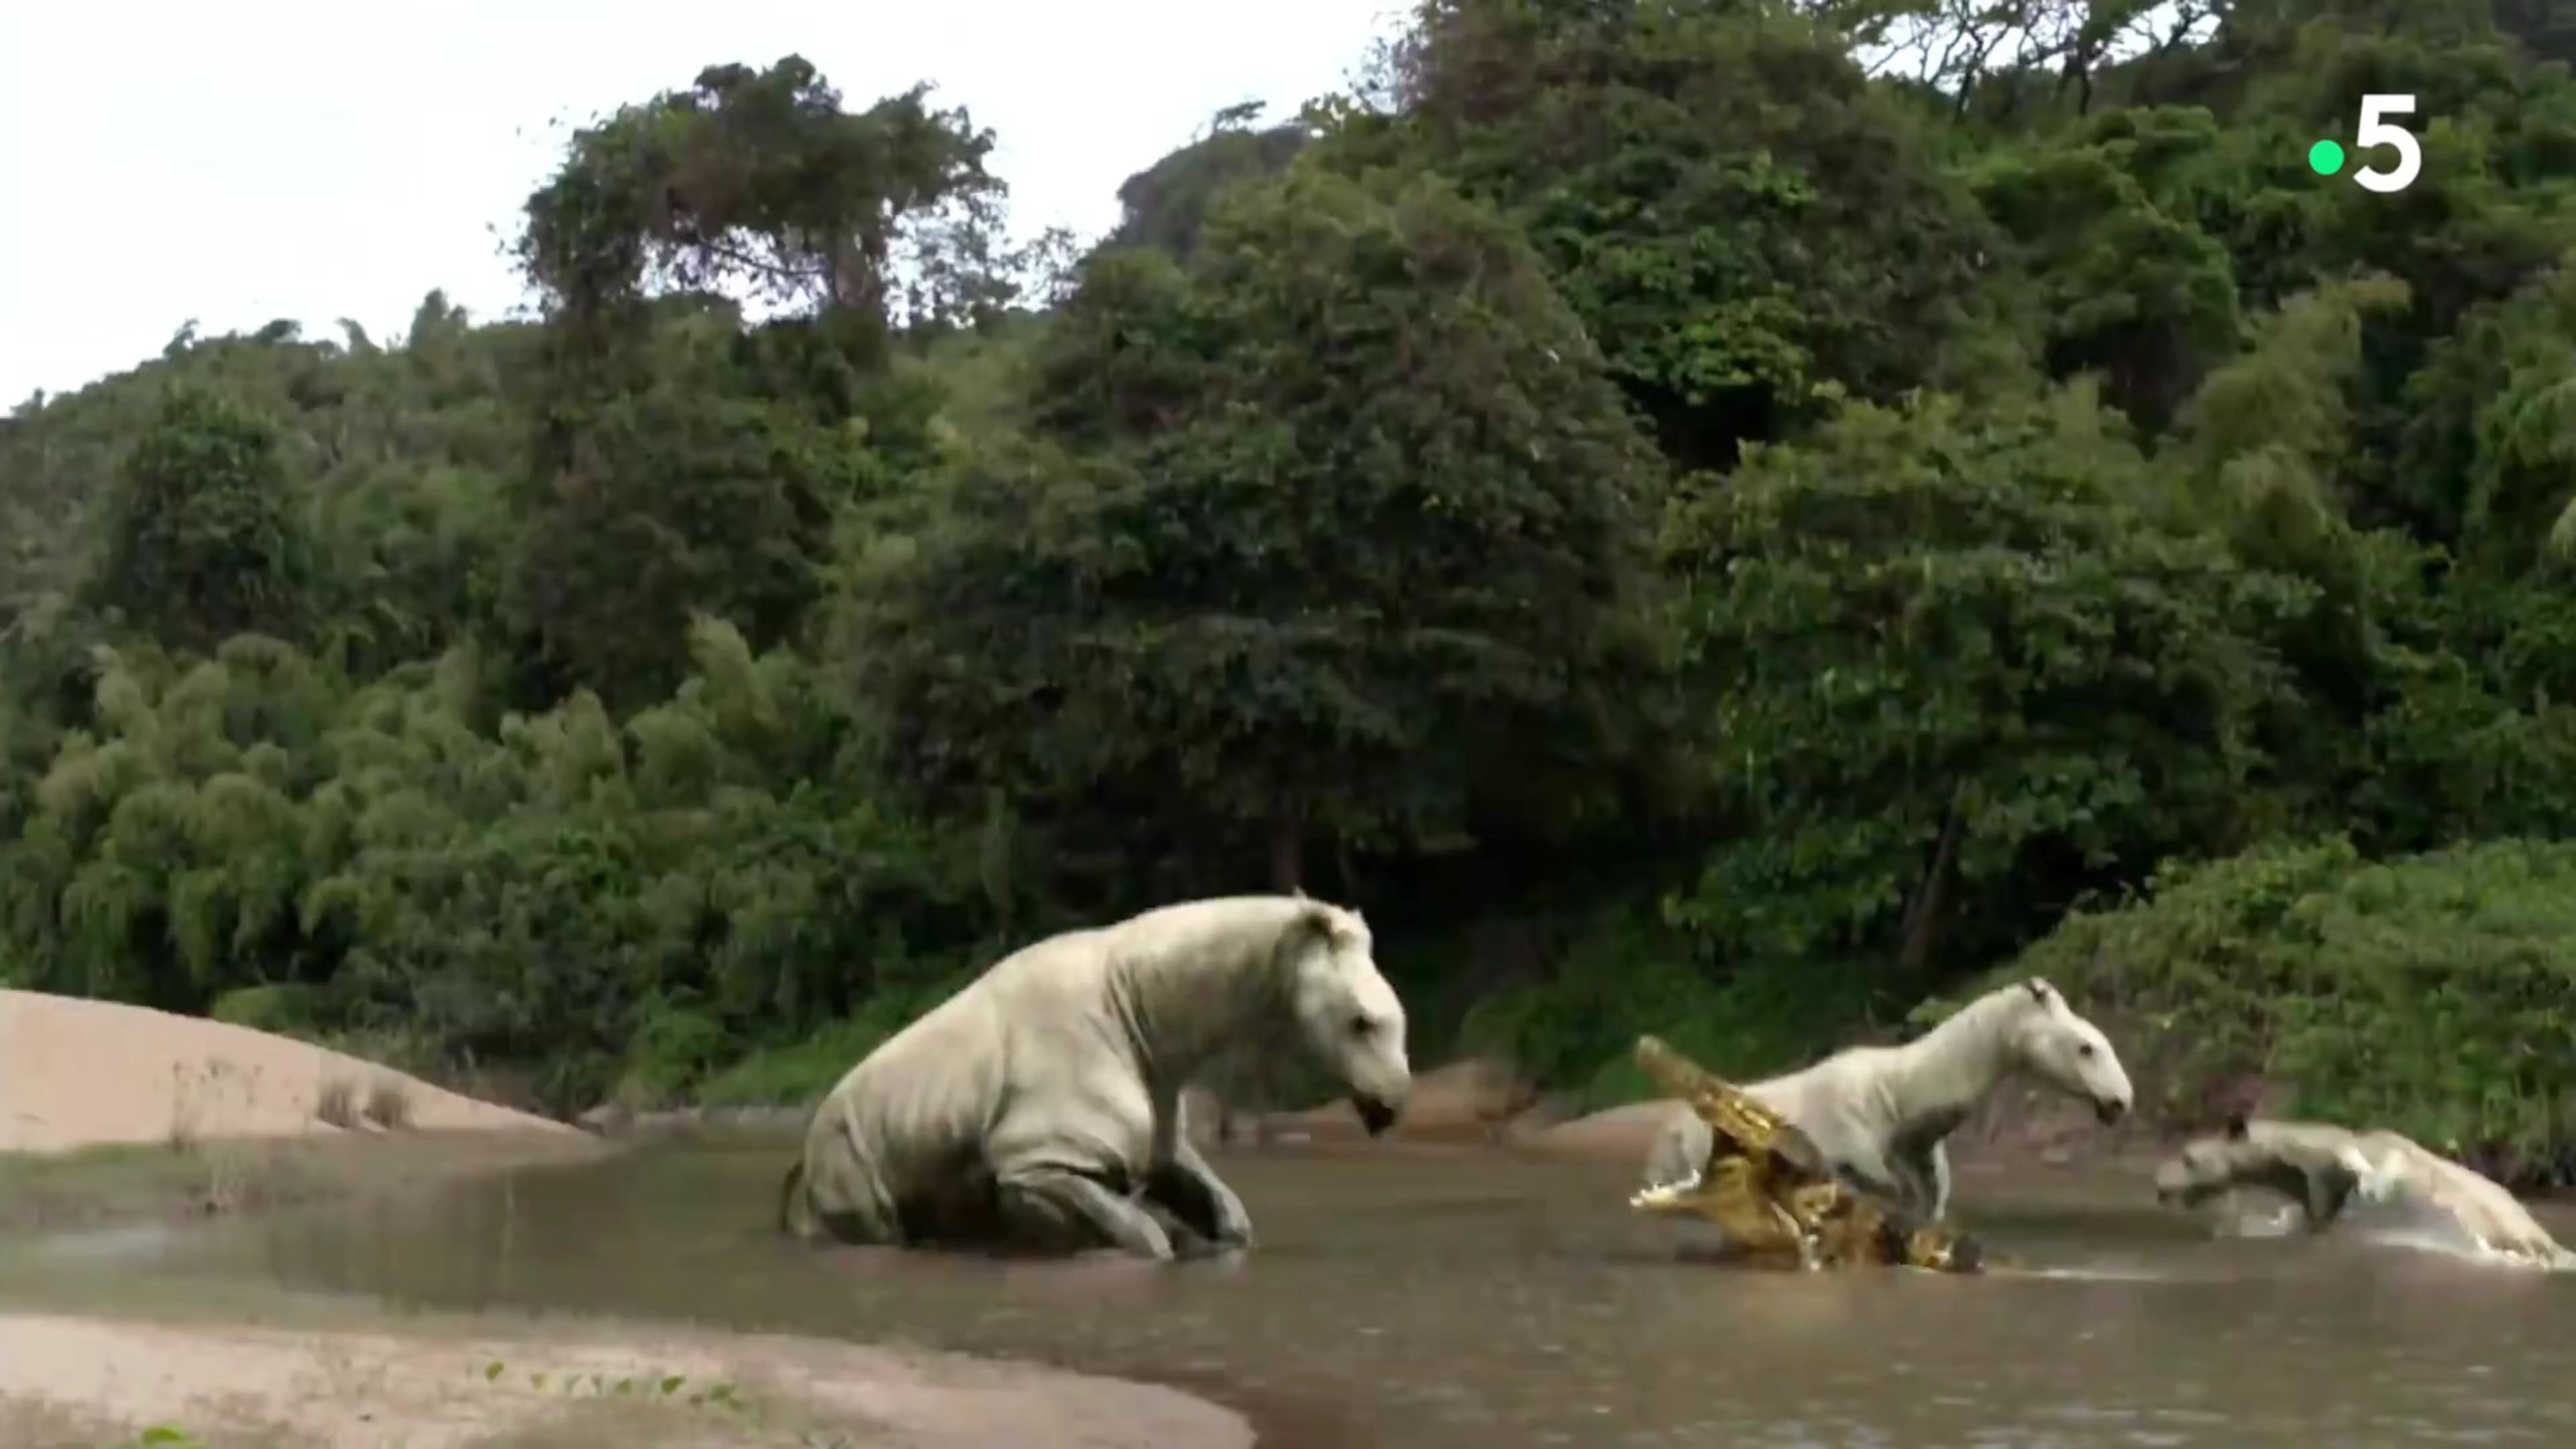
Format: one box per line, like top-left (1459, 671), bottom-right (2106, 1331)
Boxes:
top-left (0, 1), bottom-right (1403, 405)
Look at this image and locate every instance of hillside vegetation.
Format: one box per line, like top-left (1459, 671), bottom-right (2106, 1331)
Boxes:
top-left (7, 3), bottom-right (2576, 1180)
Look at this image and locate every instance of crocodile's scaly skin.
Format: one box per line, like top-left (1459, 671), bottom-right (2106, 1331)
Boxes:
top-left (1627, 1035), bottom-right (1986, 1274)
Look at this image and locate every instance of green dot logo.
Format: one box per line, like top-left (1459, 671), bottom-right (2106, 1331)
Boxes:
top-left (2308, 140), bottom-right (2347, 176)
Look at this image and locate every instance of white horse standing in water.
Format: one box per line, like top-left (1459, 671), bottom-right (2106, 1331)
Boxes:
top-left (1640, 977), bottom-right (2134, 1221)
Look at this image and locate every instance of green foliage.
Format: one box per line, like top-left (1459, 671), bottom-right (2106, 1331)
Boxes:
top-left (1108, 103), bottom-right (1311, 260)
top-left (500, 299), bottom-right (876, 707)
top-left (209, 982), bottom-right (318, 1034)
top-left (1457, 900), bottom-right (1899, 1111)
top-left (1340, 0), bottom-right (2020, 466)
top-left (1660, 383), bottom-right (2312, 974)
top-left (0, 619), bottom-right (977, 1110)
top-left (515, 55), bottom-right (1008, 333)
top-left (692, 965), bottom-right (979, 1107)
top-left (1964, 106), bottom-right (2246, 428)
top-left (505, 55), bottom-right (1020, 707)
top-left (8, 12), bottom-right (2576, 1169)
top-left (2002, 837), bottom-right (2576, 1183)
top-left (849, 164), bottom-right (1669, 894)
top-left (92, 386), bottom-right (313, 652)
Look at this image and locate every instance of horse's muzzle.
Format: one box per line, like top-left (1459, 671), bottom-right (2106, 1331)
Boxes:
top-left (1352, 1093), bottom-right (1400, 1137)
top-left (2094, 1096), bottom-right (2130, 1126)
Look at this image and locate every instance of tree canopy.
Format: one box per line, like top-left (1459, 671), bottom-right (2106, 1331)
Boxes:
top-left (7, 11), bottom-right (2576, 1179)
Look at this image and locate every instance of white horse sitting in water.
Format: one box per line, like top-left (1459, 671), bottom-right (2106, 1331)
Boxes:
top-left (1639, 977), bottom-right (2134, 1222)
top-left (780, 893), bottom-right (1413, 1260)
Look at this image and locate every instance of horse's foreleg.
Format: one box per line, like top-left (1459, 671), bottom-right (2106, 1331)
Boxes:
top-left (996, 1166), bottom-right (1177, 1260)
top-left (1146, 1140), bottom-right (1255, 1250)
top-left (1642, 1108), bottom-right (1714, 1189)
top-left (1854, 1128), bottom-right (1944, 1220)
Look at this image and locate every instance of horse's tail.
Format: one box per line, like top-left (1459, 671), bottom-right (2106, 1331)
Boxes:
top-left (776, 1157), bottom-right (808, 1238)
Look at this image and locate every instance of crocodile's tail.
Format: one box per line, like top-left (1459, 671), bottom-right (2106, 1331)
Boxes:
top-left (1634, 1035), bottom-right (1723, 1100)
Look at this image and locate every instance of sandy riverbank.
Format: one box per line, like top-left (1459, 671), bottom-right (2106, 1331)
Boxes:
top-left (0, 987), bottom-right (604, 1233)
top-left (0, 988), bottom-right (575, 1152)
top-left (0, 989), bottom-right (1255, 1449)
top-left (0, 1307), bottom-right (1253, 1449)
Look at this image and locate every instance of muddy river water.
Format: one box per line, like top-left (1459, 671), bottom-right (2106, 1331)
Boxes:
top-left (32, 1134), bottom-right (2576, 1447)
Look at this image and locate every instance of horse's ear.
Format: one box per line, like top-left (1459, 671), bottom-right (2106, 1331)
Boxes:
top-left (2022, 977), bottom-right (2055, 1004)
top-left (2223, 1112), bottom-right (2250, 1141)
top-left (1291, 898), bottom-right (1336, 941)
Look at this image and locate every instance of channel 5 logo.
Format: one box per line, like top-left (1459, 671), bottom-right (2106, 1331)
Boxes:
top-left (2308, 95), bottom-right (2422, 194)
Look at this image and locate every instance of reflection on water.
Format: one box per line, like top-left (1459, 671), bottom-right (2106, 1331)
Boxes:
top-left (48, 1138), bottom-right (2576, 1448)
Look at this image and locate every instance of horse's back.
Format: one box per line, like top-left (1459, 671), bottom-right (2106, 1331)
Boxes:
top-left (1746, 1057), bottom-right (1888, 1155)
top-left (2405, 1142), bottom-right (2550, 1240)
top-left (794, 967), bottom-right (1016, 1216)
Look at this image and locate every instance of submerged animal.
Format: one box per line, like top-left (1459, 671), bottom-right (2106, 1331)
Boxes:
top-left (778, 893), bottom-right (1411, 1260)
top-left (1640, 977), bottom-right (2133, 1222)
top-left (2153, 1114), bottom-right (2575, 1270)
top-left (1626, 1036), bottom-right (1986, 1273)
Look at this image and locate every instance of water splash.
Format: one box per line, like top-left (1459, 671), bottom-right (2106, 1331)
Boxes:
top-left (1985, 1263), bottom-right (2176, 1282)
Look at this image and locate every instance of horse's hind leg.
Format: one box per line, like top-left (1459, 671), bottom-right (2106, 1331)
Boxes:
top-left (1882, 1139), bottom-right (1951, 1220)
top-left (996, 1166), bottom-right (1177, 1260)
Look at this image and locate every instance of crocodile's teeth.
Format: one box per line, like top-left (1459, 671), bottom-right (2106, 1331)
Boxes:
top-left (1629, 1168), bottom-right (1705, 1208)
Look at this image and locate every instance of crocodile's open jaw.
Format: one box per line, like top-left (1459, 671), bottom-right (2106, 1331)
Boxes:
top-left (1630, 1170), bottom-right (1706, 1210)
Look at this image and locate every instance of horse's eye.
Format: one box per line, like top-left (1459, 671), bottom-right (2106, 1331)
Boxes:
top-left (2077, 1042), bottom-right (2096, 1059)
top-left (1349, 1014), bottom-right (1373, 1036)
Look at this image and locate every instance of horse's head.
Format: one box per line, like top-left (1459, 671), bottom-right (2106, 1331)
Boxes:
top-left (2154, 1112), bottom-right (2257, 1208)
top-left (1281, 896), bottom-right (1411, 1136)
top-left (2006, 977), bottom-right (2133, 1125)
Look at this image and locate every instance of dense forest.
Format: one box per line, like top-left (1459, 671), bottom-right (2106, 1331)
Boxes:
top-left (7, 0), bottom-right (2576, 1180)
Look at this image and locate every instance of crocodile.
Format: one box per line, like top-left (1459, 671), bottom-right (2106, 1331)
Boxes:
top-left (1625, 1035), bottom-right (1986, 1273)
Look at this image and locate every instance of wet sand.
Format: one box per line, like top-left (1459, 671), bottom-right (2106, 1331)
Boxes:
top-left (0, 989), bottom-right (1256, 1448)
top-left (0, 989), bottom-right (576, 1152)
top-left (0, 1307), bottom-right (1252, 1449)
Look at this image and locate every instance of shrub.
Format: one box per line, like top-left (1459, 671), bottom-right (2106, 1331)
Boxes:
top-left (1992, 836), bottom-right (2576, 1185)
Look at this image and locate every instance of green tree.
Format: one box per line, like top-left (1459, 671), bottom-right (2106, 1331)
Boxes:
top-left (1106, 103), bottom-right (1312, 260)
top-left (90, 387), bottom-right (313, 653)
top-left (849, 166), bottom-right (1669, 896)
top-left (1965, 105), bottom-right (2245, 429)
top-left (504, 56), bottom-right (1006, 706)
top-left (1332, 0), bottom-right (2021, 468)
top-left (1660, 384), bottom-right (2315, 977)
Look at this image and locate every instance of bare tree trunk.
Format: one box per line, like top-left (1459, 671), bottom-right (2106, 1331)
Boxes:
top-left (1269, 816), bottom-right (1304, 893)
top-left (1898, 804), bottom-right (1965, 977)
